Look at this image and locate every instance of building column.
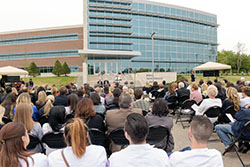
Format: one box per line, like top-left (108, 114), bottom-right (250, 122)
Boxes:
top-left (116, 61), bottom-right (118, 74)
top-left (104, 62), bottom-right (107, 74)
top-left (81, 55), bottom-right (88, 84)
top-left (93, 62), bottom-right (96, 75)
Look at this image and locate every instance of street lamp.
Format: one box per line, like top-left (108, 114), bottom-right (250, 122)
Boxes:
top-left (151, 32), bottom-right (156, 83)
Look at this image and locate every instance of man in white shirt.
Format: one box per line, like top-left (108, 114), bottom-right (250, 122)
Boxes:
top-left (169, 116), bottom-right (223, 167)
top-left (108, 113), bottom-right (170, 167)
top-left (240, 86), bottom-right (250, 107)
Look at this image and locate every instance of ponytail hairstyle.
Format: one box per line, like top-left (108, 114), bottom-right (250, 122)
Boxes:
top-left (0, 122), bottom-right (34, 167)
top-left (226, 87), bottom-right (240, 111)
top-left (64, 118), bottom-right (88, 158)
top-left (44, 95), bottom-right (55, 115)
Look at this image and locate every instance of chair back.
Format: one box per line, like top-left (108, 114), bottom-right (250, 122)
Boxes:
top-left (89, 128), bottom-right (107, 147)
top-left (27, 134), bottom-right (43, 150)
top-left (178, 95), bottom-right (189, 105)
top-left (223, 105), bottom-right (236, 116)
top-left (38, 115), bottom-right (49, 126)
top-left (142, 110), bottom-right (148, 116)
top-left (243, 121), bottom-right (250, 133)
top-left (203, 106), bottom-right (221, 118)
top-left (2, 116), bottom-right (12, 124)
top-left (146, 125), bottom-right (169, 145)
top-left (181, 99), bottom-right (196, 109)
top-left (42, 132), bottom-right (66, 149)
top-left (109, 128), bottom-right (129, 146)
top-left (150, 90), bottom-right (158, 98)
top-left (166, 96), bottom-right (178, 103)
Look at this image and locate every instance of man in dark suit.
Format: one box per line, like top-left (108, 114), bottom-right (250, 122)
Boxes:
top-left (54, 86), bottom-right (68, 106)
top-left (177, 82), bottom-right (190, 103)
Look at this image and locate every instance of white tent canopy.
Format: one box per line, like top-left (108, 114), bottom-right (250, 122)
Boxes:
top-left (0, 66), bottom-right (28, 75)
top-left (193, 62), bottom-right (231, 71)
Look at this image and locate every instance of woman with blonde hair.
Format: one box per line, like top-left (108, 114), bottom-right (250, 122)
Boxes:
top-left (11, 87), bottom-right (18, 96)
top-left (0, 122), bottom-right (48, 167)
top-left (38, 95), bottom-right (55, 117)
top-left (35, 91), bottom-right (47, 110)
top-left (218, 87), bottom-right (240, 123)
top-left (48, 118), bottom-right (107, 166)
top-left (14, 93), bottom-right (39, 121)
top-left (13, 103), bottom-right (43, 153)
top-left (51, 86), bottom-right (58, 97)
top-left (201, 83), bottom-right (208, 97)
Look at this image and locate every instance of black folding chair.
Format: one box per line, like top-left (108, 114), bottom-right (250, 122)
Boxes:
top-left (108, 128), bottom-right (129, 146)
top-left (2, 116), bottom-right (12, 124)
top-left (146, 125), bottom-right (169, 145)
top-left (38, 115), bottom-right (49, 126)
top-left (223, 121), bottom-right (250, 167)
top-left (89, 128), bottom-right (107, 148)
top-left (178, 95), bottom-right (190, 106)
top-left (218, 105), bottom-right (236, 123)
top-left (27, 134), bottom-right (44, 152)
top-left (42, 132), bottom-right (67, 149)
top-left (166, 96), bottom-right (178, 115)
top-left (176, 99), bottom-right (196, 129)
top-left (142, 110), bottom-right (149, 116)
top-left (203, 106), bottom-right (221, 119)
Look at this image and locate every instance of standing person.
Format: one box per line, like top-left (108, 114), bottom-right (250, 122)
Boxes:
top-left (29, 79), bottom-right (34, 87)
top-left (109, 113), bottom-right (170, 167)
top-left (48, 118), bottom-right (107, 167)
top-left (169, 116), bottom-right (223, 167)
top-left (191, 71), bottom-right (195, 82)
top-left (0, 122), bottom-right (48, 167)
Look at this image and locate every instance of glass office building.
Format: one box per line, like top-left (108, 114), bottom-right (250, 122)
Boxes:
top-left (86, 0), bottom-right (218, 74)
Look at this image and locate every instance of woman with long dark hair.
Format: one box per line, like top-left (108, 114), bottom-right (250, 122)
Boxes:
top-left (0, 122), bottom-right (48, 167)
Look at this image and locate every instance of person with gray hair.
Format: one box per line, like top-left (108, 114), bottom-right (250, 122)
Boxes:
top-left (195, 85), bottom-right (222, 123)
top-left (177, 82), bottom-right (190, 98)
top-left (105, 93), bottom-right (142, 153)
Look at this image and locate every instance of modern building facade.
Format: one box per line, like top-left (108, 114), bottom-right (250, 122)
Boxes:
top-left (0, 0), bottom-right (217, 75)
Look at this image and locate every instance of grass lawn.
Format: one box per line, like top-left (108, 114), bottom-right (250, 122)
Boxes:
top-left (180, 74), bottom-right (250, 84)
top-left (23, 76), bottom-right (77, 87)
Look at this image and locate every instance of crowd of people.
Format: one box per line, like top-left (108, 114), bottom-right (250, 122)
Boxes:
top-left (0, 77), bottom-right (249, 166)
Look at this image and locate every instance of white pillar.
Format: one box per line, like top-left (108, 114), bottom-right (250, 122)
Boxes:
top-left (116, 61), bottom-right (118, 74)
top-left (104, 62), bottom-right (107, 74)
top-left (93, 62), bottom-right (96, 75)
top-left (82, 56), bottom-right (88, 84)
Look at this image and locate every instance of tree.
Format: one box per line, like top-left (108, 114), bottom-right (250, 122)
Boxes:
top-left (28, 62), bottom-right (40, 77)
top-left (62, 62), bottom-right (71, 76)
top-left (52, 60), bottom-right (63, 76)
top-left (235, 42), bottom-right (247, 73)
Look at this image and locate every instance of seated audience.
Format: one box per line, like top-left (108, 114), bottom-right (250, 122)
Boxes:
top-left (90, 92), bottom-right (106, 115)
top-left (109, 113), bottom-right (170, 167)
top-left (177, 82), bottom-right (190, 99)
top-left (164, 83), bottom-right (177, 105)
top-left (95, 87), bottom-right (105, 104)
top-left (201, 83), bottom-right (208, 97)
top-left (169, 116), bottom-right (223, 167)
top-left (0, 122), bottom-right (48, 167)
top-left (143, 82), bottom-right (151, 94)
top-left (106, 93), bottom-right (142, 152)
top-left (218, 87), bottom-right (240, 123)
top-left (190, 83), bottom-right (202, 104)
top-left (133, 88), bottom-right (150, 112)
top-left (237, 84), bottom-right (244, 99)
top-left (54, 86), bottom-right (68, 106)
top-left (215, 107), bottom-right (250, 152)
top-left (195, 85), bottom-right (222, 123)
top-left (42, 106), bottom-right (66, 155)
top-left (240, 86), bottom-right (250, 107)
top-left (38, 95), bottom-right (55, 117)
top-left (14, 103), bottom-right (43, 153)
top-left (48, 118), bottom-right (107, 167)
top-left (214, 82), bottom-right (226, 101)
top-left (106, 88), bottom-right (121, 111)
top-left (0, 105), bottom-right (5, 129)
top-left (51, 86), bottom-right (58, 97)
top-left (14, 93), bottom-right (39, 121)
top-left (156, 84), bottom-right (166, 98)
top-left (75, 98), bottom-right (105, 133)
top-left (65, 93), bottom-right (78, 117)
top-left (35, 91), bottom-right (47, 110)
top-left (1, 92), bottom-right (16, 119)
top-left (145, 99), bottom-right (174, 152)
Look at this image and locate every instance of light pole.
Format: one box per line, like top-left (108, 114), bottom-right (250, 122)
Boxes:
top-left (151, 32), bottom-right (156, 83)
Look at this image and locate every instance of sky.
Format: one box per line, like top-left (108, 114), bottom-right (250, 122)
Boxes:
top-left (0, 0), bottom-right (249, 54)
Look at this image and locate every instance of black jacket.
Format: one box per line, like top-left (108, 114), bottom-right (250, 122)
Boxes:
top-left (54, 94), bottom-right (67, 106)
